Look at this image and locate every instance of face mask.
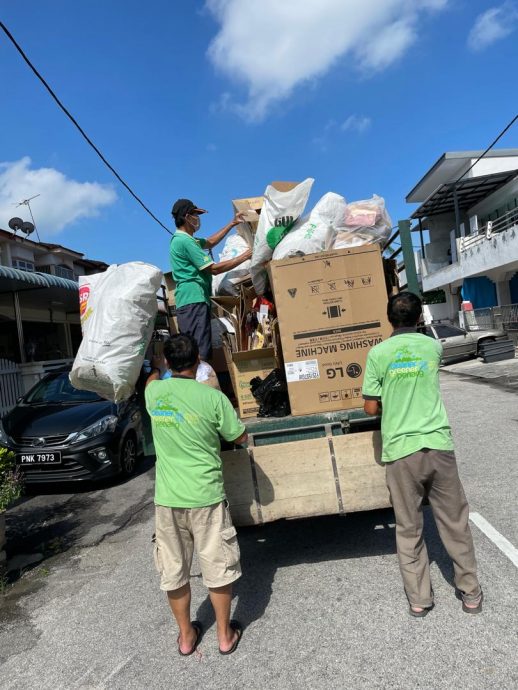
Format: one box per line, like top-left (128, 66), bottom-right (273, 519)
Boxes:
top-left (187, 214), bottom-right (200, 231)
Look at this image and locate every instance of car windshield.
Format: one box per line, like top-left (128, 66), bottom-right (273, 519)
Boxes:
top-left (25, 373), bottom-right (103, 404)
top-left (434, 325), bottom-right (466, 338)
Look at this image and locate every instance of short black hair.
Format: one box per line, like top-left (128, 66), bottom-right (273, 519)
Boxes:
top-left (174, 215), bottom-right (185, 229)
top-left (163, 334), bottom-right (199, 371)
top-left (387, 291), bottom-right (422, 328)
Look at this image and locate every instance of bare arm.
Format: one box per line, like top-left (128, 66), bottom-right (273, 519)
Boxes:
top-left (364, 400), bottom-right (382, 416)
top-left (204, 213), bottom-right (246, 251)
top-left (203, 248), bottom-right (252, 276)
top-left (145, 355), bottom-right (165, 388)
top-left (231, 430), bottom-right (248, 446)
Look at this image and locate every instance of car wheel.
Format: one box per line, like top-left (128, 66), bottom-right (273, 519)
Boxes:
top-left (119, 434), bottom-right (137, 477)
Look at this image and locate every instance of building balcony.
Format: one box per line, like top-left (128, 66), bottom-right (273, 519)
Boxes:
top-left (422, 207), bottom-right (518, 291)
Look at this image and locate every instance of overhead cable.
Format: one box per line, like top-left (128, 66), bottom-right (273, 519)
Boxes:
top-left (1, 21), bottom-right (173, 235)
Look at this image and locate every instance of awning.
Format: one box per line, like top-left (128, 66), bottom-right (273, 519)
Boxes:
top-left (411, 169), bottom-right (518, 219)
top-left (0, 265), bottom-right (79, 293)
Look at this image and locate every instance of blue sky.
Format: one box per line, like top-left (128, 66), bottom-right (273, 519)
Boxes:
top-left (1, 0), bottom-right (518, 270)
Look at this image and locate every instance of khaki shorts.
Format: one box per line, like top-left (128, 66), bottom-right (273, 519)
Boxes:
top-left (153, 501), bottom-right (241, 591)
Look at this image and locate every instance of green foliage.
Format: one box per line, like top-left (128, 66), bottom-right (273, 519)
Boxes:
top-left (0, 447), bottom-right (23, 512)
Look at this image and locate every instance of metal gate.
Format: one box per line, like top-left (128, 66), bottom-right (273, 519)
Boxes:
top-left (0, 358), bottom-right (23, 417)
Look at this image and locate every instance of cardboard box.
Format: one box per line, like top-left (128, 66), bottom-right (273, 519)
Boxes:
top-left (232, 195), bottom-right (263, 248)
top-left (223, 346), bottom-right (278, 418)
top-left (269, 246), bottom-right (391, 416)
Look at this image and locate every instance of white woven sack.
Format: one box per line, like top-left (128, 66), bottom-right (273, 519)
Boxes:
top-left (70, 262), bottom-right (163, 402)
top-left (250, 178), bottom-right (314, 294)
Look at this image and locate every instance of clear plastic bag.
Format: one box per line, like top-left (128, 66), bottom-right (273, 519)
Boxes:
top-left (333, 194), bottom-right (392, 249)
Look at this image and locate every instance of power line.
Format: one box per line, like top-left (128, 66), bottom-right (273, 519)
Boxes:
top-left (1, 21), bottom-right (173, 236)
top-left (455, 112), bottom-right (518, 185)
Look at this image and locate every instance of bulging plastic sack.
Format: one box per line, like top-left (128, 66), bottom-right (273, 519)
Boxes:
top-left (272, 192), bottom-right (347, 260)
top-left (250, 368), bottom-right (290, 417)
top-left (250, 178), bottom-right (314, 294)
top-left (212, 234), bottom-right (251, 297)
top-left (333, 194), bottom-right (392, 249)
top-left (70, 262), bottom-right (163, 402)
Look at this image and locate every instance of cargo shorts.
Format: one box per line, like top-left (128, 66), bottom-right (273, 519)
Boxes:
top-left (152, 500), bottom-right (241, 591)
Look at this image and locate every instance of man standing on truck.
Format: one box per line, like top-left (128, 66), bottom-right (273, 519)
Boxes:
top-left (146, 334), bottom-right (247, 655)
top-left (170, 199), bottom-right (252, 361)
top-left (362, 291), bottom-right (482, 617)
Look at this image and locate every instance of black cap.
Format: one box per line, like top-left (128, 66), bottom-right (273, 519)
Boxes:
top-left (171, 199), bottom-right (207, 223)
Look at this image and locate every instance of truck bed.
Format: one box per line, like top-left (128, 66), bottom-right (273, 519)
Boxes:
top-left (222, 409), bottom-right (391, 526)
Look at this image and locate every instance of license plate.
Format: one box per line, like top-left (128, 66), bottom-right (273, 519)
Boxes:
top-left (17, 452), bottom-right (62, 465)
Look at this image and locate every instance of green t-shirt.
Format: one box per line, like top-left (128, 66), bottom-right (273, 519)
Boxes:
top-left (170, 230), bottom-right (213, 308)
top-left (362, 329), bottom-right (454, 462)
top-left (145, 377), bottom-right (246, 508)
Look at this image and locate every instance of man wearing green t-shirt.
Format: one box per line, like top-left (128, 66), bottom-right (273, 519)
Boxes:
top-left (146, 334), bottom-right (247, 655)
top-left (363, 292), bottom-right (482, 617)
top-left (170, 199), bottom-right (251, 360)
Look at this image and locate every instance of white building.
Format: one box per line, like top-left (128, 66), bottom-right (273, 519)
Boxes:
top-left (407, 149), bottom-right (518, 322)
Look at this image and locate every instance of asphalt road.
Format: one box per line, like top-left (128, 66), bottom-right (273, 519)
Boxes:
top-left (1, 372), bottom-right (517, 690)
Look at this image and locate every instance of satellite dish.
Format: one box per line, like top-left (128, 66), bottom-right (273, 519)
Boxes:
top-left (8, 217), bottom-right (24, 231)
top-left (21, 222), bottom-right (35, 235)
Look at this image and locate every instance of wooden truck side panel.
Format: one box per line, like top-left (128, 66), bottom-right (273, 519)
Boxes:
top-left (222, 429), bottom-right (390, 526)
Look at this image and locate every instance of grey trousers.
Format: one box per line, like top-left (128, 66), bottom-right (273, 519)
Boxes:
top-left (386, 449), bottom-right (481, 608)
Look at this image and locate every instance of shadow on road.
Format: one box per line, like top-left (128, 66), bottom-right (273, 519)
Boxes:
top-left (196, 506), bottom-right (454, 631)
top-left (4, 455), bottom-right (155, 585)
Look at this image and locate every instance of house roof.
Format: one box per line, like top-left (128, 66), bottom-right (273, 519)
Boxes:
top-left (0, 228), bottom-right (106, 266)
top-left (0, 264), bottom-right (79, 293)
top-left (406, 149), bottom-right (518, 203)
top-left (411, 169), bottom-right (518, 219)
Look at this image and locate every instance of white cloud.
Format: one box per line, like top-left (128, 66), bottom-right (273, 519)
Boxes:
top-left (341, 115), bottom-right (372, 133)
top-left (206, 0), bottom-right (448, 121)
top-left (0, 157), bottom-right (117, 236)
top-left (467, 2), bottom-right (518, 52)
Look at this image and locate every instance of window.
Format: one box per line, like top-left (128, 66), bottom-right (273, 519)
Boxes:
top-left (12, 259), bottom-right (35, 272)
top-left (424, 327), bottom-right (435, 338)
top-left (434, 325), bottom-right (466, 339)
top-left (55, 264), bottom-right (75, 280)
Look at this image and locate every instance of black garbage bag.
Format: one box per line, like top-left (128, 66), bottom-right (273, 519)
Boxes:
top-left (250, 368), bottom-right (291, 417)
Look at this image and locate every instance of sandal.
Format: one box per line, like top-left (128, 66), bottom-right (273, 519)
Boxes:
top-left (458, 590), bottom-right (483, 614)
top-left (219, 620), bottom-right (243, 655)
top-left (177, 621), bottom-right (203, 656)
top-left (409, 603), bottom-right (434, 618)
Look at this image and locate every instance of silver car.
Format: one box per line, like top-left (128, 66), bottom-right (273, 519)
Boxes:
top-left (424, 323), bottom-right (506, 363)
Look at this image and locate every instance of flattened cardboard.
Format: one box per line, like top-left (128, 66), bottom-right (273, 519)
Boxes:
top-left (269, 246), bottom-right (391, 416)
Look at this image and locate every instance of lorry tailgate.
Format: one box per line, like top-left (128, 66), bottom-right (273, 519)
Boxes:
top-left (222, 410), bottom-right (390, 526)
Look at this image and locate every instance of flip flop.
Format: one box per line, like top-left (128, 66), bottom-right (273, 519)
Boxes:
top-left (177, 621), bottom-right (203, 656)
top-left (219, 620), bottom-right (243, 655)
top-left (409, 603), bottom-right (434, 618)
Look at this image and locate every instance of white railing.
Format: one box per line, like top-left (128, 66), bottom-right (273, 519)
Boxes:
top-left (461, 207), bottom-right (518, 253)
top-left (0, 359), bottom-right (23, 417)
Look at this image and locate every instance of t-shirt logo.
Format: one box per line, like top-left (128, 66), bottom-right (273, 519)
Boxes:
top-left (388, 347), bottom-right (429, 378)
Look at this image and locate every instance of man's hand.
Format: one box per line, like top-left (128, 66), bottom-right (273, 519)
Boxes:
top-left (233, 212), bottom-right (246, 225)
